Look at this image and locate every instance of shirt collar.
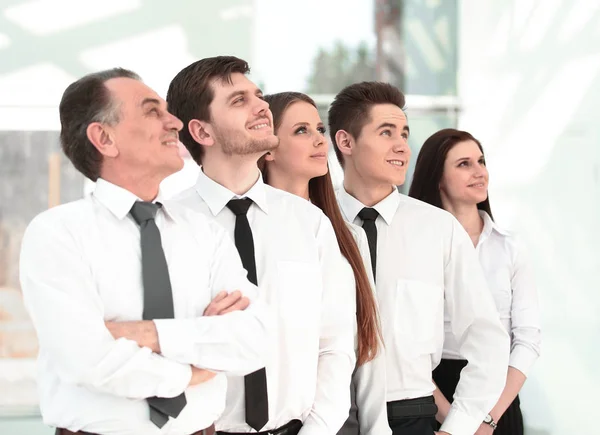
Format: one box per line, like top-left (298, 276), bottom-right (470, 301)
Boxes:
top-left (479, 210), bottom-right (509, 242)
top-left (93, 178), bottom-right (177, 222)
top-left (194, 167), bottom-right (269, 216)
top-left (337, 185), bottom-right (400, 225)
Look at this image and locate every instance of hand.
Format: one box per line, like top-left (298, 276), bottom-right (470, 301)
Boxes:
top-left (188, 366), bottom-right (217, 386)
top-left (204, 290), bottom-right (250, 316)
top-left (474, 423), bottom-right (494, 435)
top-left (435, 432), bottom-right (451, 435)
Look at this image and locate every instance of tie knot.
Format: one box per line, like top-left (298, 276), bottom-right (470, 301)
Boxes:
top-left (130, 201), bottom-right (161, 224)
top-left (358, 207), bottom-right (379, 222)
top-left (227, 198), bottom-right (253, 216)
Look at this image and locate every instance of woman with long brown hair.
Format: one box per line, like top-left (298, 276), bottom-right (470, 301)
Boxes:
top-left (409, 128), bottom-right (541, 435)
top-left (259, 92), bottom-right (388, 435)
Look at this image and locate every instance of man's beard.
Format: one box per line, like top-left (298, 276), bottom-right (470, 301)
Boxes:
top-left (214, 125), bottom-right (280, 157)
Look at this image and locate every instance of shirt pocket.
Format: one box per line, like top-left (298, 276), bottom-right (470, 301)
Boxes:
top-left (277, 260), bottom-right (322, 327)
top-left (395, 279), bottom-right (441, 354)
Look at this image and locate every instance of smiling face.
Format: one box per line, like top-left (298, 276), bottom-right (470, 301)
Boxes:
top-left (439, 139), bottom-right (489, 206)
top-left (103, 77), bottom-right (184, 179)
top-left (204, 72), bottom-right (279, 156)
top-left (350, 103), bottom-right (411, 186)
top-left (266, 100), bottom-right (329, 180)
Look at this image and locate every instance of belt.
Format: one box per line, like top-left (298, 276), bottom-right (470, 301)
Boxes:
top-left (218, 419), bottom-right (302, 435)
top-left (56, 424), bottom-right (216, 435)
top-left (387, 396), bottom-right (438, 419)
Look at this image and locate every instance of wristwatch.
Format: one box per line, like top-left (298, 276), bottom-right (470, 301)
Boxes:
top-left (483, 414), bottom-right (498, 430)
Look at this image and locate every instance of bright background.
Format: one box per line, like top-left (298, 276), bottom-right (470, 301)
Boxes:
top-left (0, 1), bottom-right (598, 434)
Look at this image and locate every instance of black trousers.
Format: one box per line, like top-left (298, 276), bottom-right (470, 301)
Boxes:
top-left (432, 359), bottom-right (524, 435)
top-left (387, 397), bottom-right (437, 435)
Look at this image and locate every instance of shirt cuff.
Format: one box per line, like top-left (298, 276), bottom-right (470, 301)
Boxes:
top-left (154, 318), bottom-right (198, 364)
top-left (509, 344), bottom-right (538, 377)
top-left (440, 407), bottom-right (482, 435)
top-left (154, 355), bottom-right (192, 398)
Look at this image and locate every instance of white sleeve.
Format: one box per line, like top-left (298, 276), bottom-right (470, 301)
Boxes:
top-left (299, 215), bottom-right (356, 435)
top-left (440, 219), bottom-right (511, 435)
top-left (507, 238), bottom-right (541, 376)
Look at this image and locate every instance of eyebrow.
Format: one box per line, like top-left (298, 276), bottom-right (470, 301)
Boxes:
top-left (376, 122), bottom-right (410, 134)
top-left (291, 121), bottom-right (324, 128)
top-left (454, 155), bottom-right (484, 163)
top-left (226, 88), bottom-right (264, 102)
top-left (141, 97), bottom-right (161, 108)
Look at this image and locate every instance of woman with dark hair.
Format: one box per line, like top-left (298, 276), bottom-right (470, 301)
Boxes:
top-left (259, 92), bottom-right (389, 435)
top-left (409, 128), bottom-right (541, 435)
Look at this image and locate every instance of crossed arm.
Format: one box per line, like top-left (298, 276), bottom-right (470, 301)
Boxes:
top-left (105, 290), bottom-right (251, 386)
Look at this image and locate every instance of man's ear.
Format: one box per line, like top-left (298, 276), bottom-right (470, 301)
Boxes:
top-left (86, 122), bottom-right (119, 157)
top-left (188, 119), bottom-right (215, 147)
top-left (335, 129), bottom-right (354, 158)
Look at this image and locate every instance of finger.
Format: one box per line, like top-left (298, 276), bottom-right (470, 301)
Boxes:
top-left (203, 291), bottom-right (230, 315)
top-left (213, 290), bottom-right (243, 312)
top-left (218, 297), bottom-right (250, 315)
top-left (204, 291), bottom-right (242, 316)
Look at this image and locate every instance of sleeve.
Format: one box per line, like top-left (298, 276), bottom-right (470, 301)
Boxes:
top-left (299, 215), bottom-right (357, 435)
top-left (355, 350), bottom-right (392, 435)
top-left (440, 219), bottom-right (511, 435)
top-left (154, 221), bottom-right (271, 376)
top-left (19, 216), bottom-right (192, 400)
top-left (508, 238), bottom-right (541, 376)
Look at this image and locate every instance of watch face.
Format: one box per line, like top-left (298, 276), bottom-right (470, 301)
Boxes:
top-left (484, 415), bottom-right (492, 423)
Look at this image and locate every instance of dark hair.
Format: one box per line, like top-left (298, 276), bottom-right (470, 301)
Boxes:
top-left (409, 128), bottom-right (493, 218)
top-left (260, 92), bottom-right (382, 365)
top-left (328, 81), bottom-right (406, 167)
top-left (166, 56), bottom-right (250, 164)
top-left (59, 67), bottom-right (140, 181)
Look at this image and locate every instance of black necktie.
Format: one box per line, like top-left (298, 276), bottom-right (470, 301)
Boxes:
top-left (226, 198), bottom-right (269, 431)
top-left (130, 201), bottom-right (187, 429)
top-left (358, 207), bottom-right (379, 281)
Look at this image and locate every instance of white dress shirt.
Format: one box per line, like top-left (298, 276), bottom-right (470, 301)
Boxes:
top-left (442, 211), bottom-right (542, 376)
top-left (175, 170), bottom-right (356, 435)
top-left (345, 224), bottom-right (392, 435)
top-left (19, 179), bottom-right (270, 435)
top-left (337, 187), bottom-right (510, 435)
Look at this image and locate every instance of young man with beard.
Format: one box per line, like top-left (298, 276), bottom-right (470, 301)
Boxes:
top-left (329, 82), bottom-right (510, 435)
top-left (167, 56), bottom-right (356, 435)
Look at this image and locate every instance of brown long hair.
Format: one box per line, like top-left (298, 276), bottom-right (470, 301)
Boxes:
top-left (260, 92), bottom-right (382, 365)
top-left (409, 128), bottom-right (493, 219)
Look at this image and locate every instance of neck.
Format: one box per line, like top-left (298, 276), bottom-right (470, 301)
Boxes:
top-left (443, 199), bottom-right (483, 241)
top-left (342, 167), bottom-right (394, 207)
top-left (101, 166), bottom-right (162, 202)
top-left (267, 169), bottom-right (310, 201)
top-left (202, 153), bottom-right (261, 195)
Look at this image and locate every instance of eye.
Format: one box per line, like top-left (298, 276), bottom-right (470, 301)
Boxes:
top-left (479, 158), bottom-right (486, 166)
top-left (233, 97), bottom-right (245, 105)
top-left (458, 161), bottom-right (469, 167)
top-left (294, 126), bottom-right (308, 134)
top-left (147, 107), bottom-right (160, 116)
top-left (401, 132), bottom-right (409, 140)
top-left (381, 129), bottom-right (392, 137)
top-left (317, 126), bottom-right (327, 134)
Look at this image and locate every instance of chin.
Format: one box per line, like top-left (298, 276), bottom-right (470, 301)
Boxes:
top-left (390, 174), bottom-right (407, 187)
